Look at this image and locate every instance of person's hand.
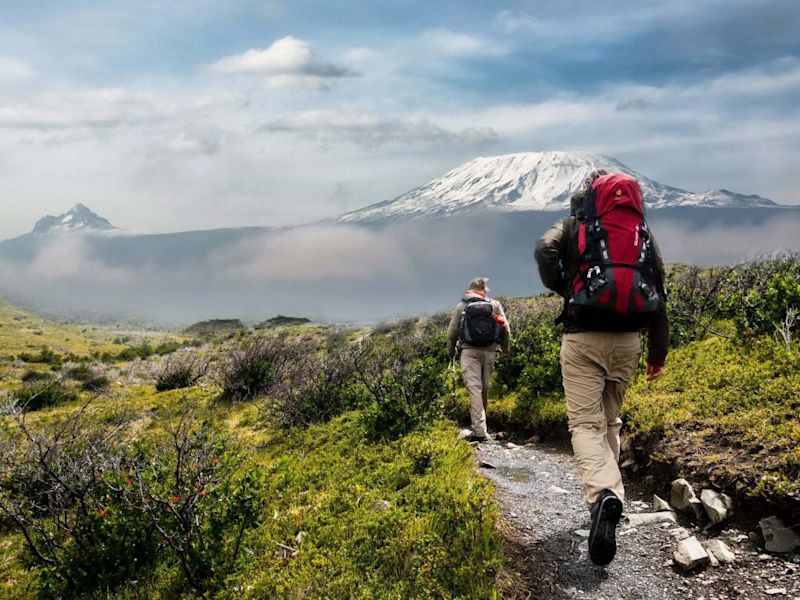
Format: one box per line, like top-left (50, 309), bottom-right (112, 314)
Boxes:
top-left (646, 362), bottom-right (664, 381)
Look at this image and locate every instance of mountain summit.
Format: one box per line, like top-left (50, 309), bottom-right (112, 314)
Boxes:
top-left (339, 151), bottom-right (777, 223)
top-left (31, 203), bottom-right (117, 236)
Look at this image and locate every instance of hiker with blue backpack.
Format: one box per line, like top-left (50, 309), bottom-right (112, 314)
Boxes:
top-left (447, 277), bottom-right (511, 442)
top-left (535, 170), bottom-right (669, 567)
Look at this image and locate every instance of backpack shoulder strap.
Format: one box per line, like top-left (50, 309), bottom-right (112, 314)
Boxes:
top-left (581, 184), bottom-right (598, 223)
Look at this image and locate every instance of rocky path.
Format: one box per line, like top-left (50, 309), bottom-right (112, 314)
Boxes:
top-left (475, 439), bottom-right (800, 600)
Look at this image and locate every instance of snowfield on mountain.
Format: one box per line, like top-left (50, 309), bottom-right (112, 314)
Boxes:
top-left (339, 151), bottom-right (777, 223)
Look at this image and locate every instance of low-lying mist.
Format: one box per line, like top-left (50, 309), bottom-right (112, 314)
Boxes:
top-left (0, 208), bottom-right (797, 326)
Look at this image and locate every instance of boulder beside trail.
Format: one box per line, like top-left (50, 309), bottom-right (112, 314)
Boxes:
top-left (626, 511), bottom-right (677, 527)
top-left (653, 494), bottom-right (673, 513)
top-left (704, 539), bottom-right (736, 564)
top-left (674, 536), bottom-right (710, 571)
top-left (700, 489), bottom-right (734, 525)
top-left (671, 479), bottom-right (704, 519)
top-left (760, 516), bottom-right (800, 553)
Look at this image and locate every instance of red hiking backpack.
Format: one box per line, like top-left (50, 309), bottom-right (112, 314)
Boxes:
top-left (567, 173), bottom-right (662, 318)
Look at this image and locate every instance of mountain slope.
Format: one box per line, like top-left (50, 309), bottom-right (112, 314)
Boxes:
top-left (339, 151), bottom-right (777, 223)
top-left (30, 203), bottom-right (117, 236)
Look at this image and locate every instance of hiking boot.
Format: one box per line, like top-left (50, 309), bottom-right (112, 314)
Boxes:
top-left (588, 489), bottom-right (623, 566)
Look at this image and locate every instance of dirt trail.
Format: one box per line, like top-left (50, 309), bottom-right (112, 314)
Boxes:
top-left (476, 439), bottom-right (800, 600)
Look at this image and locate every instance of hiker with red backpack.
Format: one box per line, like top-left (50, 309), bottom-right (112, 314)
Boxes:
top-left (447, 277), bottom-right (511, 442)
top-left (535, 170), bottom-right (669, 566)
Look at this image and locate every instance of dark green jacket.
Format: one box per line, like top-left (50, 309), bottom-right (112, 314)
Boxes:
top-left (534, 194), bottom-right (669, 366)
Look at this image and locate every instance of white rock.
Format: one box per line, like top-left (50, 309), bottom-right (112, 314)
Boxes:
top-left (704, 539), bottom-right (736, 564)
top-left (707, 551), bottom-right (720, 568)
top-left (700, 489), bottom-right (734, 524)
top-left (765, 589), bottom-right (787, 596)
top-left (547, 485), bottom-right (570, 495)
top-left (671, 478), bottom-right (704, 519)
top-left (574, 529), bottom-right (590, 538)
top-left (761, 516), bottom-right (800, 553)
top-left (674, 536), bottom-right (710, 571)
top-left (626, 511), bottom-right (677, 526)
top-left (372, 499), bottom-right (392, 512)
top-left (653, 494), bottom-right (673, 512)
top-left (669, 527), bottom-right (691, 540)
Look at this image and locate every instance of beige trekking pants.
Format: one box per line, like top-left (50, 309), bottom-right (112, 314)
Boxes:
top-left (560, 331), bottom-right (641, 506)
top-left (460, 347), bottom-right (496, 438)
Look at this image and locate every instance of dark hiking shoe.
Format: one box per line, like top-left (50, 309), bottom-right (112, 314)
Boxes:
top-left (588, 490), bottom-right (623, 566)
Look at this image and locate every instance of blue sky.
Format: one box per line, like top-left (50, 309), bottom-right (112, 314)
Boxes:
top-left (1, 0), bottom-right (799, 237)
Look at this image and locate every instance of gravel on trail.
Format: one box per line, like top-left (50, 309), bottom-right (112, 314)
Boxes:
top-left (476, 439), bottom-right (800, 600)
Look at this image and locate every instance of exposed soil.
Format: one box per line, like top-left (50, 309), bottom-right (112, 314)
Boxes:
top-left (477, 439), bottom-right (800, 600)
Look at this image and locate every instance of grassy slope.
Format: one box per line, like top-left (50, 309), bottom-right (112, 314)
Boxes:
top-left (625, 335), bottom-right (800, 505)
top-left (0, 304), bottom-right (502, 599)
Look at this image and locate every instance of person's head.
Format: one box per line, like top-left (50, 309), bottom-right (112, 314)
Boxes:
top-left (467, 276), bottom-right (490, 293)
top-left (582, 168), bottom-right (609, 191)
top-left (570, 192), bottom-right (584, 217)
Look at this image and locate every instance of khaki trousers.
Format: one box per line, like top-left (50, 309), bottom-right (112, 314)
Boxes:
top-left (460, 347), bottom-right (496, 438)
top-left (560, 331), bottom-right (641, 506)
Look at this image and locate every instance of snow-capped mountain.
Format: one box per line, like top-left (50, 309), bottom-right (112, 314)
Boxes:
top-left (339, 151), bottom-right (777, 223)
top-left (31, 203), bottom-right (117, 236)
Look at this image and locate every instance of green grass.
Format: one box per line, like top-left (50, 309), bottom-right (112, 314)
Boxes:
top-left (220, 415), bottom-right (501, 599)
top-left (0, 303), bottom-right (503, 599)
top-left (624, 335), bottom-right (800, 501)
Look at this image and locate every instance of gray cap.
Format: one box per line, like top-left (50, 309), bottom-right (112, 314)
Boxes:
top-left (467, 277), bottom-right (490, 292)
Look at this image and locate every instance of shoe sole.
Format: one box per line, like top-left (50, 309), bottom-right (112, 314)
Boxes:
top-left (588, 494), bottom-right (623, 566)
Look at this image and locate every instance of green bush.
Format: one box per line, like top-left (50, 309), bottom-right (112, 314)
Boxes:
top-left (0, 408), bottom-right (266, 598)
top-left (20, 369), bottom-right (51, 383)
top-left (155, 351), bottom-right (209, 391)
top-left (262, 344), bottom-right (369, 428)
top-left (18, 345), bottom-right (62, 366)
top-left (11, 380), bottom-right (77, 411)
top-left (215, 336), bottom-right (291, 402)
top-left (359, 354), bottom-right (446, 441)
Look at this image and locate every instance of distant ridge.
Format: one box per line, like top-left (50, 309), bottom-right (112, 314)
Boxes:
top-left (339, 151), bottom-right (778, 223)
top-left (31, 203), bottom-right (117, 236)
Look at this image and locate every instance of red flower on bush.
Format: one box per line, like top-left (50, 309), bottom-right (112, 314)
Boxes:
top-left (170, 495), bottom-right (182, 505)
top-left (98, 507), bottom-right (109, 518)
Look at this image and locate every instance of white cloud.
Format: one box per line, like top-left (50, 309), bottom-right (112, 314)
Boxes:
top-left (209, 36), bottom-right (356, 90)
top-left (0, 56), bottom-right (32, 82)
top-left (419, 29), bottom-right (503, 57)
top-left (264, 110), bottom-right (498, 148)
top-left (0, 87), bottom-right (178, 132)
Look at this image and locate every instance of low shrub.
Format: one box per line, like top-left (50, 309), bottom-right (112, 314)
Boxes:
top-left (155, 351), bottom-right (209, 391)
top-left (17, 345), bottom-right (62, 366)
top-left (355, 337), bottom-right (447, 440)
top-left (0, 406), bottom-right (265, 597)
top-left (215, 335), bottom-right (297, 402)
top-left (11, 379), bottom-right (77, 412)
top-left (20, 369), bottom-right (51, 383)
top-left (261, 345), bottom-right (368, 428)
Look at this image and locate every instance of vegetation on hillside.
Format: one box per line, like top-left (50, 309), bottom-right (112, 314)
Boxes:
top-left (0, 252), bottom-right (797, 597)
top-left (0, 303), bottom-right (501, 599)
